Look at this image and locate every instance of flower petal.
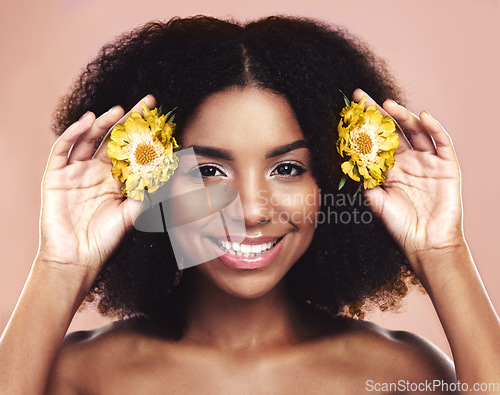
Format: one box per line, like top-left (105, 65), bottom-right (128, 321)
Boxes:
top-left (110, 126), bottom-right (131, 146)
top-left (107, 141), bottom-right (128, 160)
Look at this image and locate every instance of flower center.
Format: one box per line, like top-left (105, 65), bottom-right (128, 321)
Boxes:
top-left (134, 143), bottom-right (159, 165)
top-left (354, 132), bottom-right (373, 155)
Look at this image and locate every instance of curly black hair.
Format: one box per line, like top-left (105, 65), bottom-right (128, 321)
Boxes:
top-left (53, 15), bottom-right (417, 336)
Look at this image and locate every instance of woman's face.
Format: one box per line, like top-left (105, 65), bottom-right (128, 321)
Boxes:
top-left (172, 87), bottom-right (320, 299)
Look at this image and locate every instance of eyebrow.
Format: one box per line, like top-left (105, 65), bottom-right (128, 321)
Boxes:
top-left (265, 140), bottom-right (309, 158)
top-left (188, 140), bottom-right (309, 161)
top-left (190, 145), bottom-right (234, 160)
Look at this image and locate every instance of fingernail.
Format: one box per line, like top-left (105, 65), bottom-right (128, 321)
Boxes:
top-left (79, 111), bottom-right (90, 121)
top-left (423, 110), bottom-right (432, 117)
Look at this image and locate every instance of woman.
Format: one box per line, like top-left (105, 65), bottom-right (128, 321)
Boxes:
top-left (1, 16), bottom-right (499, 394)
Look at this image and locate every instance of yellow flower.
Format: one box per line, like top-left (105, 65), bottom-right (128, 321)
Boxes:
top-left (337, 96), bottom-right (399, 190)
top-left (107, 103), bottom-right (179, 201)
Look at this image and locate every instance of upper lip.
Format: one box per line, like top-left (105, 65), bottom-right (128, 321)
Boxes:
top-left (210, 235), bottom-right (284, 245)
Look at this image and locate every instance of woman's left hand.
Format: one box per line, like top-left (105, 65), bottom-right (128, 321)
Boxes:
top-left (353, 89), bottom-right (464, 277)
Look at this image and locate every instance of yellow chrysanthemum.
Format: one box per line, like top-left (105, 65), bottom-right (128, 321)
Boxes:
top-left (337, 96), bottom-right (399, 190)
top-left (107, 103), bottom-right (179, 201)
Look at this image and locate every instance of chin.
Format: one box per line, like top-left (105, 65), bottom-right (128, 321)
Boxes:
top-left (220, 277), bottom-right (283, 300)
top-left (194, 259), bottom-right (290, 300)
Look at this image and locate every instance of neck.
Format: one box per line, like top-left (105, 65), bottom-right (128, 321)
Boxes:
top-left (181, 269), bottom-right (316, 351)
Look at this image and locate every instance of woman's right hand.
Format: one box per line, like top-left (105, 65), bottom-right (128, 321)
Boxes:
top-left (36, 95), bottom-right (156, 290)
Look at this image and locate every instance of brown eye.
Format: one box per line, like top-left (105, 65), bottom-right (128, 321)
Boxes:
top-left (271, 163), bottom-right (306, 177)
top-left (199, 165), bottom-right (225, 177)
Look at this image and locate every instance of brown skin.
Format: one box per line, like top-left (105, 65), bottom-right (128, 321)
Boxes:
top-left (46, 88), bottom-right (457, 394)
top-left (47, 316), bottom-right (456, 394)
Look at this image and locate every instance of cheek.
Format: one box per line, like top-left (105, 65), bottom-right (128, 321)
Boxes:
top-left (269, 180), bottom-right (320, 230)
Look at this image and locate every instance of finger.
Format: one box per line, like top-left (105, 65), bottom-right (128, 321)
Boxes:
top-left (363, 185), bottom-right (386, 218)
top-left (68, 106), bottom-right (125, 164)
top-left (419, 111), bottom-right (456, 161)
top-left (352, 88), bottom-right (412, 151)
top-left (120, 196), bottom-right (145, 229)
top-left (93, 94), bottom-right (157, 160)
top-left (382, 100), bottom-right (436, 154)
top-left (46, 112), bottom-right (96, 172)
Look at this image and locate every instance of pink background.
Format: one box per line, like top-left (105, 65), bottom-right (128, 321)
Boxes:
top-left (1, 0), bottom-right (498, 359)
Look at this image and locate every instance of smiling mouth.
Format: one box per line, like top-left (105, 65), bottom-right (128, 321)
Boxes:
top-left (209, 236), bottom-right (284, 258)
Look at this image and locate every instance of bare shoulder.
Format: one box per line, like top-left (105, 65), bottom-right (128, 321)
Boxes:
top-left (45, 317), bottom-right (163, 394)
top-left (319, 317), bottom-right (457, 390)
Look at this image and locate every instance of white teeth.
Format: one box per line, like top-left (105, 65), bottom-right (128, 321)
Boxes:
top-left (240, 244), bottom-right (252, 254)
top-left (215, 237), bottom-right (281, 256)
top-left (251, 244), bottom-right (262, 253)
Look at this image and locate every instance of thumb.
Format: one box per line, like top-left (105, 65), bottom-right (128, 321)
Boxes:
top-left (120, 197), bottom-right (145, 229)
top-left (363, 187), bottom-right (386, 218)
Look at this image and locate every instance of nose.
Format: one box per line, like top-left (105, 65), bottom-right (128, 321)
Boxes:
top-left (224, 172), bottom-right (272, 227)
